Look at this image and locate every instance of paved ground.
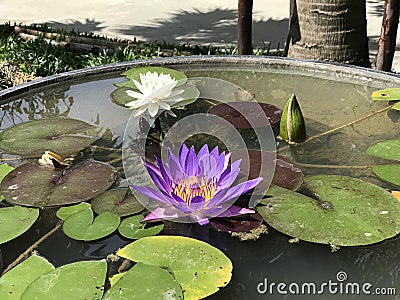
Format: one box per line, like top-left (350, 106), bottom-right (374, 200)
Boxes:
top-left (0, 0), bottom-right (399, 71)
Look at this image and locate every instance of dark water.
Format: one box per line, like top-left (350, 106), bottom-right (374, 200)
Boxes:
top-left (0, 65), bottom-right (399, 299)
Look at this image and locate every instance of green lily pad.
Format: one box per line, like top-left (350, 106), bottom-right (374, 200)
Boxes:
top-left (0, 163), bottom-right (14, 203)
top-left (117, 235), bottom-right (232, 299)
top-left (371, 164), bottom-right (400, 186)
top-left (393, 102), bottom-right (400, 110)
top-left (91, 189), bottom-right (143, 217)
top-left (371, 88), bottom-right (400, 101)
top-left (118, 214), bottom-right (164, 239)
top-left (103, 262), bottom-right (183, 300)
top-left (56, 202), bottom-right (91, 220)
top-left (366, 140), bottom-right (400, 161)
top-left (257, 175), bottom-right (400, 246)
top-left (20, 260), bottom-right (107, 300)
top-left (0, 118), bottom-right (98, 157)
top-left (0, 160), bottom-right (115, 207)
top-left (0, 206), bottom-right (39, 244)
top-left (115, 66), bottom-right (187, 89)
top-left (63, 207), bottom-right (120, 241)
top-left (0, 254), bottom-right (55, 300)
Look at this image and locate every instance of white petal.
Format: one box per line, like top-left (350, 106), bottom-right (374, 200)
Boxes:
top-left (158, 101), bottom-right (171, 110)
top-left (133, 107), bottom-right (148, 117)
top-left (126, 90), bottom-right (145, 100)
top-left (148, 102), bottom-right (159, 117)
top-left (125, 98), bottom-right (148, 108)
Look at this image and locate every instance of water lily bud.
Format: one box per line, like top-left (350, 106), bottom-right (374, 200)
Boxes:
top-left (279, 94), bottom-right (306, 144)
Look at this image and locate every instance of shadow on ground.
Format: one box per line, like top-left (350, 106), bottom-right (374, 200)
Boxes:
top-left (116, 8), bottom-right (288, 48)
top-left (45, 18), bottom-right (106, 34)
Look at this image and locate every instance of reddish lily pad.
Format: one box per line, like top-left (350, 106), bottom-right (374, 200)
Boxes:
top-left (0, 160), bottom-right (115, 207)
top-left (91, 189), bottom-right (144, 217)
top-left (210, 212), bottom-right (264, 233)
top-left (0, 118), bottom-right (98, 157)
top-left (208, 101), bottom-right (282, 128)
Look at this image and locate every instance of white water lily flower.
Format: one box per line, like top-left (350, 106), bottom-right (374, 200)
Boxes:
top-left (125, 71), bottom-right (185, 117)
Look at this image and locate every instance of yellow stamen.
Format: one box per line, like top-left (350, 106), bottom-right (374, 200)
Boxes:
top-left (172, 176), bottom-right (217, 206)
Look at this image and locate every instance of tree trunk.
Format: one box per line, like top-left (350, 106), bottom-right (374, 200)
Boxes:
top-left (375, 0), bottom-right (400, 71)
top-left (287, 0), bottom-right (370, 67)
top-left (238, 0), bottom-right (253, 55)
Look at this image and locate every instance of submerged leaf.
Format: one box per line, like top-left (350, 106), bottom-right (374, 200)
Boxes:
top-left (103, 262), bottom-right (183, 300)
top-left (0, 160), bottom-right (115, 207)
top-left (210, 212), bottom-right (264, 233)
top-left (63, 208), bottom-right (120, 241)
top-left (91, 189), bottom-right (143, 217)
top-left (257, 175), bottom-right (400, 246)
top-left (117, 236), bottom-right (232, 300)
top-left (208, 101), bottom-right (282, 128)
top-left (0, 118), bottom-right (98, 156)
top-left (0, 206), bottom-right (39, 244)
top-left (118, 214), bottom-right (164, 239)
top-left (0, 254), bottom-right (54, 300)
top-left (20, 260), bottom-right (107, 300)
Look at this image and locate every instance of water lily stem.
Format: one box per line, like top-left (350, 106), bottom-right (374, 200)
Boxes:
top-left (278, 104), bottom-right (394, 152)
top-left (295, 162), bottom-right (371, 169)
top-left (1, 221), bottom-right (63, 275)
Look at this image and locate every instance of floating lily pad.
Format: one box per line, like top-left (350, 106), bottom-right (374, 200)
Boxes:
top-left (371, 164), bottom-right (400, 186)
top-left (20, 260), bottom-right (107, 300)
top-left (103, 262), bottom-right (183, 299)
top-left (0, 254), bottom-right (55, 300)
top-left (0, 206), bottom-right (39, 244)
top-left (117, 236), bottom-right (232, 299)
top-left (208, 101), bottom-right (282, 128)
top-left (63, 207), bottom-right (120, 241)
top-left (118, 214), bottom-right (164, 239)
top-left (0, 164), bottom-right (14, 202)
top-left (366, 140), bottom-right (400, 161)
top-left (210, 212), bottom-right (264, 233)
top-left (91, 189), bottom-right (143, 217)
top-left (0, 118), bottom-right (98, 156)
top-left (115, 66), bottom-right (187, 89)
top-left (257, 175), bottom-right (400, 246)
top-left (0, 160), bottom-right (115, 207)
top-left (371, 88), bottom-right (400, 101)
top-left (393, 102), bottom-right (400, 110)
top-left (56, 202), bottom-right (91, 220)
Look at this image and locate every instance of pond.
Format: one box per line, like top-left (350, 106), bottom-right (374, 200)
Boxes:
top-left (0, 57), bottom-right (399, 299)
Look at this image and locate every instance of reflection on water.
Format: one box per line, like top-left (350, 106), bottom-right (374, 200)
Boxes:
top-left (0, 66), bottom-right (399, 299)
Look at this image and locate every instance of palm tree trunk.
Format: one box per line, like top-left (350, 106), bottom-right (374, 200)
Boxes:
top-left (238, 0), bottom-right (253, 55)
top-left (287, 0), bottom-right (370, 67)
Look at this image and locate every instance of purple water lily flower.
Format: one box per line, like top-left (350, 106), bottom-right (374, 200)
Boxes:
top-left (132, 144), bottom-right (263, 225)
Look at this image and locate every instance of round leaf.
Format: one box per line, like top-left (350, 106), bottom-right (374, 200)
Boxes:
top-left (118, 214), bottom-right (164, 239)
top-left (0, 163), bottom-right (14, 203)
top-left (208, 101), bottom-right (282, 128)
top-left (56, 202), bottom-right (91, 221)
top-left (366, 140), bottom-right (400, 161)
top-left (0, 118), bottom-right (98, 156)
top-left (117, 236), bottom-right (232, 300)
top-left (0, 254), bottom-right (54, 300)
top-left (115, 66), bottom-right (187, 89)
top-left (257, 175), bottom-right (400, 246)
top-left (103, 262), bottom-right (183, 300)
top-left (20, 260), bottom-right (107, 300)
top-left (0, 160), bottom-right (115, 207)
top-left (91, 189), bottom-right (143, 217)
top-left (0, 206), bottom-right (39, 244)
top-left (371, 164), bottom-right (400, 186)
top-left (63, 208), bottom-right (120, 241)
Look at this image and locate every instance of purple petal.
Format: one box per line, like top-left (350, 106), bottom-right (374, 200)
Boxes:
top-left (155, 157), bottom-right (172, 184)
top-left (197, 144), bottom-right (209, 159)
top-left (167, 148), bottom-right (186, 181)
top-left (178, 144), bottom-right (189, 167)
top-left (191, 214), bottom-right (210, 225)
top-left (184, 146), bottom-right (199, 176)
top-left (145, 163), bottom-right (171, 194)
top-left (141, 206), bottom-right (182, 222)
top-left (218, 159), bottom-right (242, 188)
top-left (132, 185), bottom-right (171, 204)
top-left (215, 205), bottom-right (255, 218)
top-left (217, 177), bottom-right (263, 205)
top-left (210, 146), bottom-right (219, 160)
top-left (215, 152), bottom-right (228, 175)
top-left (198, 154), bottom-right (217, 178)
top-left (189, 196), bottom-right (206, 211)
top-left (170, 194), bottom-right (192, 213)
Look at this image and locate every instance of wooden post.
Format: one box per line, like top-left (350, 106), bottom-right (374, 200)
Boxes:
top-left (238, 0), bottom-right (253, 55)
top-left (375, 0), bottom-right (400, 71)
